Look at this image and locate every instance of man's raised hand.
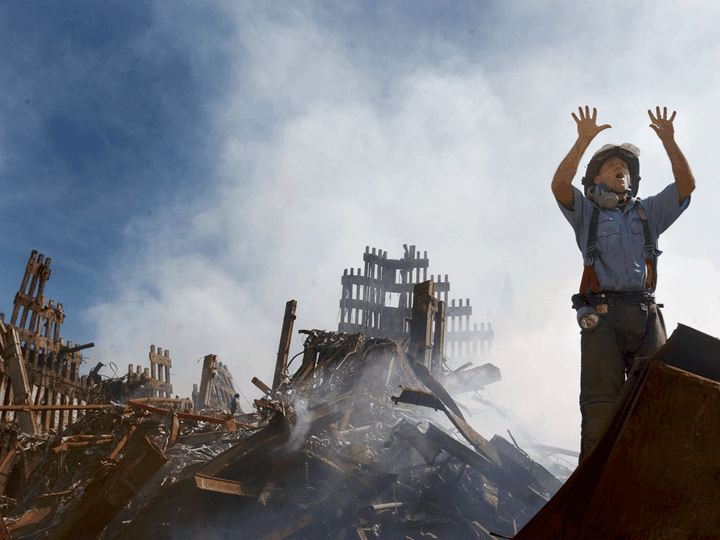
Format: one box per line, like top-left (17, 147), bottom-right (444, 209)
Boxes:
top-left (649, 106), bottom-right (676, 142)
top-left (572, 106), bottom-right (611, 143)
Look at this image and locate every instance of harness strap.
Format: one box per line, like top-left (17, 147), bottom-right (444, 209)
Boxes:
top-left (634, 204), bottom-right (656, 288)
top-left (580, 207), bottom-right (601, 293)
top-left (579, 201), bottom-right (657, 293)
top-left (579, 264), bottom-right (600, 294)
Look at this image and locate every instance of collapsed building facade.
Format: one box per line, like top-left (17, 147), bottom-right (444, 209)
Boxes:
top-left (0, 250), bottom-right (99, 433)
top-left (192, 355), bottom-right (238, 412)
top-left (339, 245), bottom-right (501, 396)
top-left (0, 247), bottom-right (566, 539)
top-left (339, 245), bottom-right (494, 364)
top-left (0, 251), bottom-right (184, 435)
top-left (2, 247), bottom-right (717, 538)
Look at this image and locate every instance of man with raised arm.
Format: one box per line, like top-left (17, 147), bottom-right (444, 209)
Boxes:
top-left (552, 106), bottom-right (695, 461)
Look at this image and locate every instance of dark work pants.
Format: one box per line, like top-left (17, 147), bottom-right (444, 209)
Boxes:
top-left (579, 298), bottom-right (667, 461)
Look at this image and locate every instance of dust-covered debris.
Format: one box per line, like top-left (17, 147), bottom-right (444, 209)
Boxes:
top-left (1, 251), bottom-right (571, 539)
top-left (96, 323), bottom-right (561, 540)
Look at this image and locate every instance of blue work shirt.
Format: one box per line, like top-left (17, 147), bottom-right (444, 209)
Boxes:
top-left (558, 184), bottom-right (690, 293)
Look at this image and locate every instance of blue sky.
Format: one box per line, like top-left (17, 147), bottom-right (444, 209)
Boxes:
top-left (2, 0), bottom-right (720, 453)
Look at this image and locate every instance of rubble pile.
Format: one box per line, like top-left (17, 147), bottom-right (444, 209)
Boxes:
top-left (0, 403), bottom-right (253, 539)
top-left (96, 331), bottom-right (562, 540)
top-left (1, 249), bottom-right (567, 539)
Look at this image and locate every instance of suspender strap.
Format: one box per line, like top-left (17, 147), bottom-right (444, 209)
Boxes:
top-left (579, 201), bottom-right (657, 293)
top-left (634, 203), bottom-right (656, 288)
top-left (580, 207), bottom-right (601, 293)
top-left (579, 264), bottom-right (600, 294)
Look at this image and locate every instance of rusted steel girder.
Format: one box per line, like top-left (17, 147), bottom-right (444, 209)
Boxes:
top-left (0, 323), bottom-right (38, 435)
top-left (0, 404), bottom-right (107, 411)
top-left (127, 399), bottom-right (237, 427)
top-left (48, 436), bottom-right (167, 540)
top-left (273, 299), bottom-right (297, 390)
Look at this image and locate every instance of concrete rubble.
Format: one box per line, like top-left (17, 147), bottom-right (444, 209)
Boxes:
top-left (0, 250), bottom-right (573, 539)
top-left (0, 329), bottom-right (562, 540)
top-left (2, 247), bottom-right (719, 538)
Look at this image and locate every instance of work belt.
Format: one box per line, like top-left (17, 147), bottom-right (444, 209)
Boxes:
top-left (571, 291), bottom-right (661, 329)
top-left (587, 291), bottom-right (659, 306)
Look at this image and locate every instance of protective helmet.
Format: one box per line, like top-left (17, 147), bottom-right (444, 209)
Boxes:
top-left (581, 143), bottom-right (641, 197)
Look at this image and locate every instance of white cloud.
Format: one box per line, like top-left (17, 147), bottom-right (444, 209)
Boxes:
top-left (85, 1), bottom-right (720, 456)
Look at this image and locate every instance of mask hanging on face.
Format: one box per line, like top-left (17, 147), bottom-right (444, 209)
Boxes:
top-left (588, 182), bottom-right (626, 209)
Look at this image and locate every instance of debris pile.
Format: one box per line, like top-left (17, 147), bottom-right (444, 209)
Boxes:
top-left (0, 328), bottom-right (562, 539)
top-left (0, 399), bottom-right (253, 538)
top-left (97, 331), bottom-right (561, 540)
top-left (0, 250), bottom-right (568, 539)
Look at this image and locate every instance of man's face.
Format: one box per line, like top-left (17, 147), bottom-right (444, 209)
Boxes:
top-left (594, 157), bottom-right (631, 195)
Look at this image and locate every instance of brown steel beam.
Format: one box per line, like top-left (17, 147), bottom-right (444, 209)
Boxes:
top-left (252, 377), bottom-right (273, 395)
top-left (431, 299), bottom-right (446, 377)
top-left (0, 404), bottom-right (108, 411)
top-left (273, 300), bottom-right (297, 390)
top-left (409, 281), bottom-right (436, 369)
top-left (1, 325), bottom-right (38, 435)
top-left (127, 399), bottom-right (232, 426)
top-left (48, 436), bottom-right (167, 540)
top-left (194, 474), bottom-right (263, 497)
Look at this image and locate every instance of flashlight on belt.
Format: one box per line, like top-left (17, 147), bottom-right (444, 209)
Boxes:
top-left (572, 294), bottom-right (600, 331)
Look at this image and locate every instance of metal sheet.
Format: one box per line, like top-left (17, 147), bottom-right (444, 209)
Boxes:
top-left (195, 474), bottom-right (263, 498)
top-left (392, 387), bottom-right (502, 467)
top-left (515, 358), bottom-right (720, 539)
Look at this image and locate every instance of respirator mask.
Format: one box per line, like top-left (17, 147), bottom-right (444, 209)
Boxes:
top-left (588, 182), bottom-right (629, 209)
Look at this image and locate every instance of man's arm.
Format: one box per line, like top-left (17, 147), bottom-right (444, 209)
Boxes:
top-left (648, 106), bottom-right (696, 203)
top-left (552, 106), bottom-right (611, 210)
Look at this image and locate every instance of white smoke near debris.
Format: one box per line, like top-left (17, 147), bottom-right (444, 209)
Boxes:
top-left (83, 1), bottom-right (720, 461)
top-left (286, 397), bottom-right (313, 453)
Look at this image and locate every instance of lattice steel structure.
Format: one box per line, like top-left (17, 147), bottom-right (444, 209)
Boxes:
top-left (338, 245), bottom-right (493, 363)
top-left (0, 250), bottom-right (97, 431)
top-left (0, 250), bottom-right (175, 432)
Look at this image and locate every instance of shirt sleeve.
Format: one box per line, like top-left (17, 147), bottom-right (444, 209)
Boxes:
top-left (556, 186), bottom-right (594, 255)
top-left (642, 183), bottom-right (691, 236)
top-left (556, 186), bottom-right (590, 229)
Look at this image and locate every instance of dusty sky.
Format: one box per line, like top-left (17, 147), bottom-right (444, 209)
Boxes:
top-left (2, 1), bottom-right (719, 453)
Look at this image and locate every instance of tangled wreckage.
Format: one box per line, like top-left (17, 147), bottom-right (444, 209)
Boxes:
top-left (1, 248), bottom-right (720, 539)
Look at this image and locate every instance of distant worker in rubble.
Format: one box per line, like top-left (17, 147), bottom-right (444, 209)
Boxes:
top-left (230, 393), bottom-right (240, 415)
top-left (551, 106), bottom-right (695, 461)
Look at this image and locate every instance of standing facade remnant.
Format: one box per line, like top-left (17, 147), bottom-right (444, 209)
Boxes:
top-left (338, 245), bottom-right (494, 364)
top-left (1, 250), bottom-right (183, 433)
top-left (192, 356), bottom-right (237, 412)
top-left (127, 346), bottom-right (173, 399)
top-left (0, 250), bottom-right (99, 432)
top-left (0, 322), bottom-right (38, 435)
top-left (149, 345), bottom-right (172, 398)
top-left (194, 354), bottom-right (217, 410)
top-left (409, 280), bottom-right (438, 370)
